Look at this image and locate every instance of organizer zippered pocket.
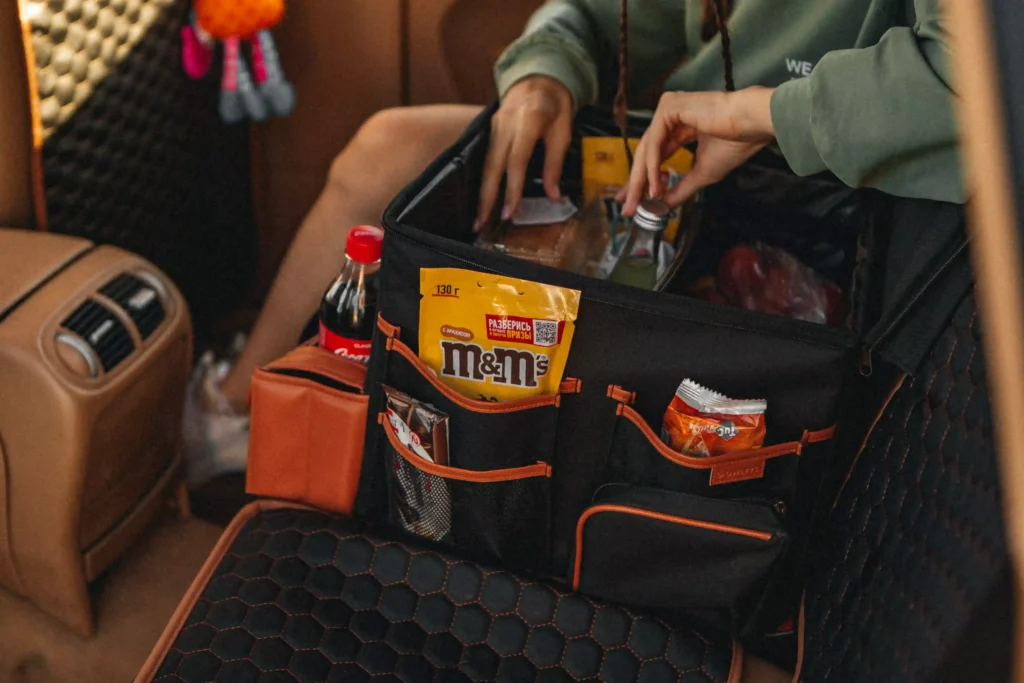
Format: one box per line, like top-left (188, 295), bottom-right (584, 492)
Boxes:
top-left (573, 484), bottom-right (787, 628)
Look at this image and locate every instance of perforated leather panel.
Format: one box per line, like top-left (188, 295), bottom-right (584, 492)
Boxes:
top-left (802, 294), bottom-right (1010, 681)
top-left (20, 0), bottom-right (255, 327)
top-left (150, 509), bottom-right (734, 683)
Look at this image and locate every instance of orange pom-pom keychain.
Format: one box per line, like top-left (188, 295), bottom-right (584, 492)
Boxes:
top-left (181, 0), bottom-right (295, 123)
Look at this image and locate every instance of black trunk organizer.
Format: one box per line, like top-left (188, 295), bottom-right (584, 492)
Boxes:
top-left (353, 105), bottom-right (968, 657)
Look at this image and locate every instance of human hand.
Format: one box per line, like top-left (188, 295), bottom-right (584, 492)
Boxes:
top-left (621, 87), bottom-right (776, 214)
top-left (475, 76), bottom-right (573, 231)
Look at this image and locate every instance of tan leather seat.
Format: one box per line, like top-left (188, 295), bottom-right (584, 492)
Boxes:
top-left (0, 1), bottom-right (195, 639)
top-left (0, 0), bottom-right (35, 229)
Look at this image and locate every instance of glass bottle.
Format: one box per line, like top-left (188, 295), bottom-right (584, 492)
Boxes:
top-left (609, 198), bottom-right (670, 289)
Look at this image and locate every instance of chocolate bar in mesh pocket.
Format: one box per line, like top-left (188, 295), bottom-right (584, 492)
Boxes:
top-left (383, 385), bottom-right (449, 466)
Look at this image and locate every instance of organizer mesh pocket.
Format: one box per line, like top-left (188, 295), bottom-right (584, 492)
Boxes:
top-left (391, 453), bottom-right (452, 543)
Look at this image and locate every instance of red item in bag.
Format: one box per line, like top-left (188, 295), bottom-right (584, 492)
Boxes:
top-left (714, 243), bottom-right (844, 325)
top-left (662, 379), bottom-right (767, 456)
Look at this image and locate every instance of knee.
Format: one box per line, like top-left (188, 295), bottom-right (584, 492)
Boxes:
top-left (327, 107), bottom-right (417, 187)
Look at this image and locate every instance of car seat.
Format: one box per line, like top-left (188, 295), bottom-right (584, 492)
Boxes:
top-left (2, 0), bottom-right (256, 330)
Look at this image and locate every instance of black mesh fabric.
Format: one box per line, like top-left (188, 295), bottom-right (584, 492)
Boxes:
top-left (384, 441), bottom-right (551, 571)
top-left (151, 508), bottom-right (734, 683)
top-left (22, 0), bottom-right (256, 329)
top-left (801, 293), bottom-right (1011, 682)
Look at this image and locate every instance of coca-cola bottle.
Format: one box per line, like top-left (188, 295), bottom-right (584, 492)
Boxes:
top-left (318, 226), bottom-right (384, 362)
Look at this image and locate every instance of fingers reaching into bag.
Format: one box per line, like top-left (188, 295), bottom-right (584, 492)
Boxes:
top-left (622, 88), bottom-right (777, 215)
top-left (475, 76), bottom-right (574, 232)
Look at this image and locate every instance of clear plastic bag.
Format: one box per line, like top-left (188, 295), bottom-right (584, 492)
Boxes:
top-left (698, 242), bottom-right (844, 325)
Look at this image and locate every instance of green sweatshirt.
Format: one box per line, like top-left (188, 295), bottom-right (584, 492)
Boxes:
top-left (494, 0), bottom-right (963, 204)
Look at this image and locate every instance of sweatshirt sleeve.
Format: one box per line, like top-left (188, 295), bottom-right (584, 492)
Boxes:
top-left (494, 1), bottom-right (687, 111)
top-left (770, 0), bottom-right (964, 203)
top-left (495, 2), bottom-right (604, 110)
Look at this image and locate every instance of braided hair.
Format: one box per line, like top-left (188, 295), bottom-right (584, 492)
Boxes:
top-left (613, 0), bottom-right (736, 161)
top-left (702, 0), bottom-right (735, 91)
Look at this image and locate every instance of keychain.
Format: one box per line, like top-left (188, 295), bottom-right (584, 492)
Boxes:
top-left (181, 0), bottom-right (296, 123)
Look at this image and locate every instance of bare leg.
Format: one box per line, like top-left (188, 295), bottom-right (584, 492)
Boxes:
top-left (220, 105), bottom-right (481, 411)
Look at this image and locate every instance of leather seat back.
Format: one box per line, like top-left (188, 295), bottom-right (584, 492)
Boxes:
top-left (10, 0), bottom-right (256, 330)
top-left (0, 0), bottom-right (34, 228)
top-left (803, 293), bottom-right (1012, 681)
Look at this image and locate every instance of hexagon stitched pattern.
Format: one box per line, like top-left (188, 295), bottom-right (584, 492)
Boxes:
top-left (152, 509), bottom-right (733, 682)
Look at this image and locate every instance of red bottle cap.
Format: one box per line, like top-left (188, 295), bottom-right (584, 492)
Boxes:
top-left (345, 225), bottom-right (384, 264)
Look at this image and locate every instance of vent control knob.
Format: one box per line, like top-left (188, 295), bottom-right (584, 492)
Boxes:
top-left (55, 333), bottom-right (100, 378)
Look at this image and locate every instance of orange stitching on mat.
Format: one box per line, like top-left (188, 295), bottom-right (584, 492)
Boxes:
top-left (132, 500), bottom-right (316, 682)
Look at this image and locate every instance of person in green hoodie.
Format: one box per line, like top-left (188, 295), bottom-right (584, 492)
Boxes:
top-left (483, 0), bottom-right (961, 228)
top-left (187, 0), bottom-right (960, 488)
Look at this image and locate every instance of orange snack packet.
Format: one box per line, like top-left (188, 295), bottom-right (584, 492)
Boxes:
top-left (662, 379), bottom-right (766, 456)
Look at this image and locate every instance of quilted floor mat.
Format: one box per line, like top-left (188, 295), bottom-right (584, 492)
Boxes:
top-left (140, 503), bottom-right (737, 683)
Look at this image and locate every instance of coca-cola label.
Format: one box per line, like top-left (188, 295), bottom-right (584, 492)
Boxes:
top-left (319, 323), bottom-right (372, 363)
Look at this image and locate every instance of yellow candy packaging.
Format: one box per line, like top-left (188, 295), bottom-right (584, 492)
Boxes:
top-left (419, 268), bottom-right (581, 402)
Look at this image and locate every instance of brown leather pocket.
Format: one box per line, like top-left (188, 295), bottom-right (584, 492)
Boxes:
top-left (246, 345), bottom-right (369, 514)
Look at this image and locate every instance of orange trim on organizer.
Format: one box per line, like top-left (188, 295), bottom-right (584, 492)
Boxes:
top-left (384, 333), bottom-right (568, 413)
top-left (377, 314), bottom-right (401, 340)
top-left (560, 377), bottom-right (583, 394)
top-left (616, 403), bottom-right (834, 470)
top-left (832, 373), bottom-right (906, 513)
top-left (804, 425), bottom-right (836, 444)
top-left (17, 0), bottom-right (49, 231)
top-left (381, 415), bottom-right (551, 482)
top-left (728, 640), bottom-right (745, 683)
top-left (606, 384), bottom-right (636, 405)
top-left (791, 592), bottom-right (807, 683)
top-left (572, 504), bottom-right (773, 589)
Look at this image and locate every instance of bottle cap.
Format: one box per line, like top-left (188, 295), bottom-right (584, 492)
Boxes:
top-left (346, 225), bottom-right (384, 263)
top-left (634, 198), bottom-right (671, 232)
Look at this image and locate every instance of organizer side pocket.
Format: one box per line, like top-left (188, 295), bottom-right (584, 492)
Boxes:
top-left (248, 347), bottom-right (369, 514)
top-left (606, 392), bottom-right (833, 503)
top-left (380, 415), bottom-right (552, 569)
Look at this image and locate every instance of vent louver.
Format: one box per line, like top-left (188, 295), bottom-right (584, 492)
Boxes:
top-left (62, 300), bottom-right (134, 371)
top-left (100, 273), bottom-right (165, 340)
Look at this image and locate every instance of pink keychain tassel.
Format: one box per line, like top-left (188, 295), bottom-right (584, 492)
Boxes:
top-left (251, 30), bottom-right (295, 116)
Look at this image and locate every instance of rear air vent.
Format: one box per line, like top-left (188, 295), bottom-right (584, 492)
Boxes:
top-left (62, 300), bottom-right (134, 371)
top-left (100, 273), bottom-right (165, 339)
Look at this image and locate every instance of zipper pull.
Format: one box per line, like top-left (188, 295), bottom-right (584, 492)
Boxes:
top-left (860, 346), bottom-right (873, 377)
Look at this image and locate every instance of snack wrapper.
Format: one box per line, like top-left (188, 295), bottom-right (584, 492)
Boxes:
top-left (662, 379), bottom-right (767, 456)
top-left (383, 389), bottom-right (452, 542)
top-left (383, 385), bottom-right (449, 466)
top-left (419, 269), bottom-right (581, 402)
top-left (582, 137), bottom-right (693, 244)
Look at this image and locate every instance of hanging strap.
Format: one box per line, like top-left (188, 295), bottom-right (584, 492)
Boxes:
top-left (612, 0), bottom-right (737, 162)
top-left (614, 0), bottom-right (633, 166)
